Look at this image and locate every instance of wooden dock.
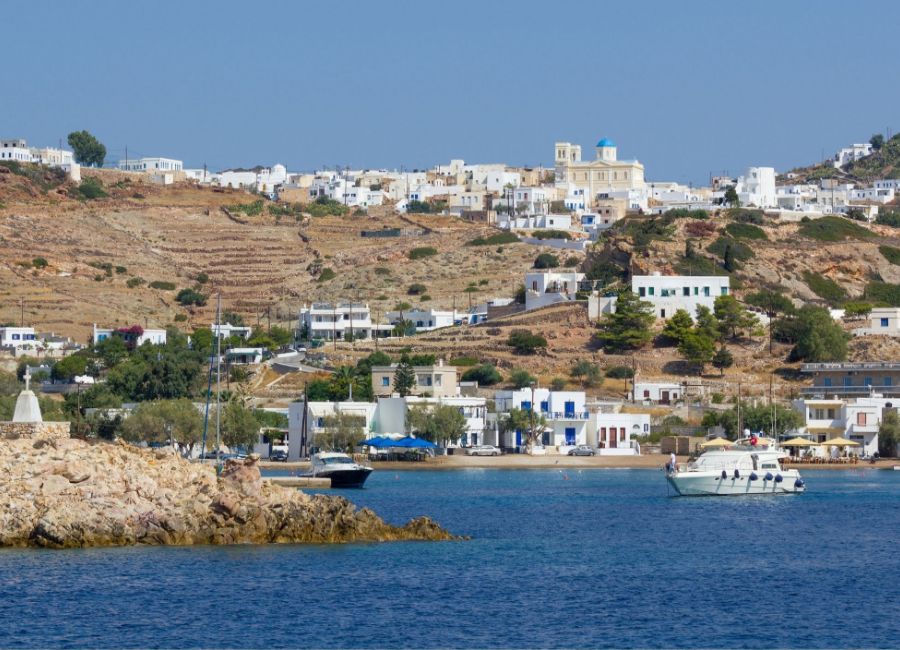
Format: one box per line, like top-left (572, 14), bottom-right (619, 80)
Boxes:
top-left (265, 476), bottom-right (331, 488)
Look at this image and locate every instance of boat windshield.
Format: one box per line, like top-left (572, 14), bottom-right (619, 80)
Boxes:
top-left (321, 455), bottom-right (354, 465)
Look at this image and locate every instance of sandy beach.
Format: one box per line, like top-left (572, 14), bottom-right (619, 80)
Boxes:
top-left (260, 454), bottom-right (899, 472)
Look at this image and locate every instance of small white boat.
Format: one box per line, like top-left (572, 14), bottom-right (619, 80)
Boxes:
top-left (667, 437), bottom-right (805, 496)
top-left (304, 452), bottom-right (373, 488)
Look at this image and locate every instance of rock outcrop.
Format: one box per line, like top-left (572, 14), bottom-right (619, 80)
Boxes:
top-left (0, 436), bottom-right (456, 549)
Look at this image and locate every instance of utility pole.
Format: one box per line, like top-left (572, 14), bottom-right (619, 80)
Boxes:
top-left (20, 298), bottom-right (24, 327)
top-left (332, 303), bottom-right (337, 350)
top-left (737, 381), bottom-right (743, 440)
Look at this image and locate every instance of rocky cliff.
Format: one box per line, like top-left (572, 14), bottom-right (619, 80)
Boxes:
top-left (0, 436), bottom-right (455, 548)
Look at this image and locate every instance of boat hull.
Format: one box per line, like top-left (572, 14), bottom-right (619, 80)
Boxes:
top-left (667, 470), bottom-right (805, 496)
top-left (313, 467), bottom-right (373, 488)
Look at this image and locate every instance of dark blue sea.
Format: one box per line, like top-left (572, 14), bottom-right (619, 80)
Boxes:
top-left (1, 468), bottom-right (898, 649)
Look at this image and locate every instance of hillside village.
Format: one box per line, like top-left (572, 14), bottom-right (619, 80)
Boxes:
top-left (2, 130), bottom-right (900, 461)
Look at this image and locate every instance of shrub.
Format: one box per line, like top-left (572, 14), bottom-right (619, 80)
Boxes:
top-left (875, 211), bottom-right (900, 227)
top-left (842, 301), bottom-right (873, 318)
top-left (317, 268), bottom-right (337, 282)
top-left (550, 377), bottom-right (566, 391)
top-left (711, 392), bottom-right (725, 404)
top-left (509, 368), bottom-right (537, 389)
top-left (450, 356), bottom-right (479, 367)
top-left (408, 247), bottom-right (438, 260)
top-left (533, 252), bottom-right (559, 269)
top-left (407, 199), bottom-right (446, 214)
top-left (864, 281), bottom-right (900, 306)
top-left (32, 257), bottom-right (48, 269)
top-left (564, 256), bottom-right (580, 267)
top-left (466, 232), bottom-right (519, 246)
top-left (478, 278), bottom-right (489, 286)
top-left (461, 363), bottom-right (502, 386)
top-left (175, 288), bottom-right (207, 306)
top-left (407, 283), bottom-right (428, 295)
top-left (74, 177), bottom-right (107, 200)
top-left (879, 245), bottom-right (900, 265)
top-left (195, 272), bottom-right (209, 284)
top-left (605, 365), bottom-right (634, 379)
top-left (173, 313), bottom-right (188, 322)
top-left (148, 280), bottom-right (176, 291)
top-left (305, 197), bottom-right (350, 217)
top-left (507, 329), bottom-right (548, 354)
top-left (419, 295), bottom-right (431, 301)
top-left (114, 265), bottom-right (127, 274)
top-left (685, 220), bottom-right (718, 238)
top-left (798, 216), bottom-right (873, 242)
top-left (229, 199), bottom-right (264, 216)
top-left (667, 208), bottom-right (709, 219)
top-left (802, 271), bottom-right (848, 305)
top-left (727, 208), bottom-right (765, 224)
top-left (531, 229), bottom-right (571, 240)
top-left (374, 267), bottom-right (391, 275)
top-left (126, 277), bottom-right (145, 288)
top-left (707, 236), bottom-right (753, 262)
top-left (725, 222), bottom-right (767, 240)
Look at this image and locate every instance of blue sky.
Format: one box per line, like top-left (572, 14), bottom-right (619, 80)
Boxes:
top-left (7, 0), bottom-right (900, 183)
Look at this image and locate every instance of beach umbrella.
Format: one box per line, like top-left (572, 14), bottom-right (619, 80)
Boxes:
top-left (782, 437), bottom-right (818, 447)
top-left (700, 437), bottom-right (732, 448)
top-left (361, 437), bottom-right (393, 448)
top-left (820, 437), bottom-right (860, 447)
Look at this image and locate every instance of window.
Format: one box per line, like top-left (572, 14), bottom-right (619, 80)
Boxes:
top-left (12, 334), bottom-right (20, 340)
top-left (683, 287), bottom-right (690, 296)
top-left (885, 377), bottom-right (893, 387)
top-left (721, 287), bottom-right (728, 296)
top-left (881, 318), bottom-right (889, 327)
top-left (381, 377), bottom-right (389, 386)
top-left (540, 400), bottom-right (549, 413)
top-left (434, 375), bottom-right (441, 385)
top-left (648, 287), bottom-right (655, 296)
top-left (619, 427), bottom-right (626, 442)
top-left (856, 412), bottom-right (866, 426)
top-left (693, 287), bottom-right (699, 296)
top-left (843, 377), bottom-right (852, 387)
top-left (823, 377), bottom-right (832, 387)
top-left (703, 287), bottom-right (710, 297)
top-left (660, 309), bottom-right (666, 318)
top-left (864, 377), bottom-right (873, 387)
top-left (638, 287), bottom-right (646, 297)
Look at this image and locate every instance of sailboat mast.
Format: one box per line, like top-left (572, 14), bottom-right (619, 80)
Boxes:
top-left (215, 294), bottom-right (222, 464)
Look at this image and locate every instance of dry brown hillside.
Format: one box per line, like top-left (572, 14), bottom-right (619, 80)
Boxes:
top-left (0, 168), bottom-right (558, 341)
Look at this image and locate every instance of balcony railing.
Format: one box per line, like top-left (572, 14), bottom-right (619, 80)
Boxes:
top-left (800, 385), bottom-right (900, 395)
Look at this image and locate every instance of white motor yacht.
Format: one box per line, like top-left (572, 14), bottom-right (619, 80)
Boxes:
top-left (304, 451), bottom-right (373, 488)
top-left (666, 437), bottom-right (805, 496)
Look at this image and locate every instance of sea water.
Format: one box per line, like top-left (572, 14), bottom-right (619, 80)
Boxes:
top-left (0, 468), bottom-right (897, 648)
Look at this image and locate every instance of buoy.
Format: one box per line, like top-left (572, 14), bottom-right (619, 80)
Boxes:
top-left (733, 469), bottom-right (740, 479)
top-left (721, 470), bottom-right (727, 480)
top-left (794, 479), bottom-right (804, 489)
top-left (775, 474), bottom-right (783, 483)
top-left (765, 472), bottom-right (774, 481)
top-left (749, 472), bottom-right (758, 481)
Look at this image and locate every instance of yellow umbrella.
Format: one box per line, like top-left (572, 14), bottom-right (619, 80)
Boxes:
top-left (700, 437), bottom-right (733, 448)
top-left (782, 437), bottom-right (818, 447)
top-left (820, 437), bottom-right (860, 447)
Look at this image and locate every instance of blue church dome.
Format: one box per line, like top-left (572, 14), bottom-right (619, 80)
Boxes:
top-left (596, 137), bottom-right (616, 147)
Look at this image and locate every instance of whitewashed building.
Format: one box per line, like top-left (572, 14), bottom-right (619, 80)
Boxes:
top-left (792, 396), bottom-right (896, 457)
top-left (211, 322), bottom-right (252, 340)
top-left (300, 302), bottom-right (376, 341)
top-left (0, 327), bottom-right (39, 348)
top-left (92, 325), bottom-right (167, 346)
top-left (118, 157), bottom-right (183, 172)
top-left (590, 412), bottom-right (648, 455)
top-left (1, 138), bottom-right (32, 162)
top-left (495, 388), bottom-right (590, 450)
top-left (833, 143), bottom-right (872, 168)
top-left (632, 381), bottom-right (683, 404)
top-left (525, 271), bottom-right (585, 311)
top-left (853, 308), bottom-right (900, 337)
top-left (385, 308), bottom-right (462, 332)
top-left (632, 272), bottom-right (730, 319)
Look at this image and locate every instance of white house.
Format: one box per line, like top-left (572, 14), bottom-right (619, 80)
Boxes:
top-left (512, 186), bottom-right (553, 215)
top-left (212, 322), bottom-right (252, 340)
top-left (30, 146), bottom-right (74, 167)
top-left (92, 325), bottom-right (167, 347)
top-left (118, 157), bottom-right (183, 172)
top-left (0, 327), bottom-right (38, 348)
top-left (495, 388), bottom-right (590, 450)
top-left (833, 143), bottom-right (872, 168)
top-left (792, 396), bottom-right (895, 457)
top-left (0, 139), bottom-right (32, 162)
top-left (632, 272), bottom-right (730, 319)
top-left (736, 167), bottom-right (777, 208)
top-left (502, 214), bottom-right (573, 231)
top-left (589, 412), bottom-right (648, 455)
top-left (524, 271), bottom-right (585, 311)
top-left (385, 308), bottom-right (462, 332)
top-left (300, 302), bottom-right (378, 341)
top-left (287, 400), bottom-right (379, 460)
top-left (853, 308), bottom-right (900, 337)
top-left (225, 347), bottom-right (265, 365)
top-left (632, 381), bottom-right (683, 405)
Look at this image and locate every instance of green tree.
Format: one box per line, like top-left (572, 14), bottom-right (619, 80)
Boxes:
top-left (51, 353), bottom-right (90, 382)
top-left (105, 341), bottom-right (203, 401)
top-left (305, 379), bottom-right (332, 401)
top-left (220, 400), bottom-right (260, 451)
top-left (393, 354), bottom-right (416, 396)
top-left (702, 403), bottom-right (801, 438)
top-left (93, 336), bottom-right (129, 368)
top-left (570, 360), bottom-right (603, 387)
top-left (745, 290), bottom-right (795, 353)
top-left (870, 133), bottom-right (884, 151)
top-left (788, 305), bottom-right (849, 362)
top-left (711, 346), bottom-right (734, 376)
top-left (550, 377), bottom-right (566, 391)
top-left (407, 404), bottom-right (467, 447)
top-left (506, 330), bottom-right (548, 355)
top-left (714, 294), bottom-right (758, 339)
top-left (509, 368), bottom-right (537, 389)
top-left (878, 411), bottom-right (900, 457)
top-left (660, 309), bottom-right (694, 346)
top-left (694, 305), bottom-right (720, 341)
top-left (121, 398), bottom-right (204, 455)
top-left (461, 363), bottom-right (502, 386)
top-left (722, 242), bottom-right (736, 272)
top-left (678, 331), bottom-right (715, 374)
top-left (319, 412), bottom-right (366, 451)
top-left (724, 185), bottom-right (740, 207)
top-left (176, 288), bottom-right (208, 307)
top-left (67, 130), bottom-right (106, 167)
top-left (596, 289), bottom-right (655, 352)
top-left (533, 253), bottom-right (559, 269)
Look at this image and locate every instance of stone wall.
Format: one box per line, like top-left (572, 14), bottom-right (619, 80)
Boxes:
top-left (0, 421), bottom-right (70, 440)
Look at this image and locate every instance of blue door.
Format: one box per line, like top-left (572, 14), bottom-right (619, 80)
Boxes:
top-left (515, 430), bottom-right (522, 447)
top-left (521, 400), bottom-right (532, 412)
top-left (565, 427), bottom-right (576, 445)
top-left (564, 401), bottom-right (575, 418)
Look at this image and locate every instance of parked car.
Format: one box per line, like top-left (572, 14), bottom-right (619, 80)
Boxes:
top-left (568, 445), bottom-right (596, 457)
top-left (466, 445), bottom-right (502, 457)
top-left (269, 450), bottom-right (289, 462)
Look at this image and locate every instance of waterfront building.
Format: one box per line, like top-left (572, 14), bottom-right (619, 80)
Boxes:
top-left (495, 388), bottom-right (589, 449)
top-left (792, 396), bottom-right (897, 457)
top-left (800, 362), bottom-right (900, 398)
top-left (118, 157), bottom-right (183, 172)
top-left (589, 412), bottom-right (648, 455)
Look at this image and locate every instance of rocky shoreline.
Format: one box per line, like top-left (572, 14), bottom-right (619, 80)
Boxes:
top-left (0, 435), bottom-right (456, 549)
